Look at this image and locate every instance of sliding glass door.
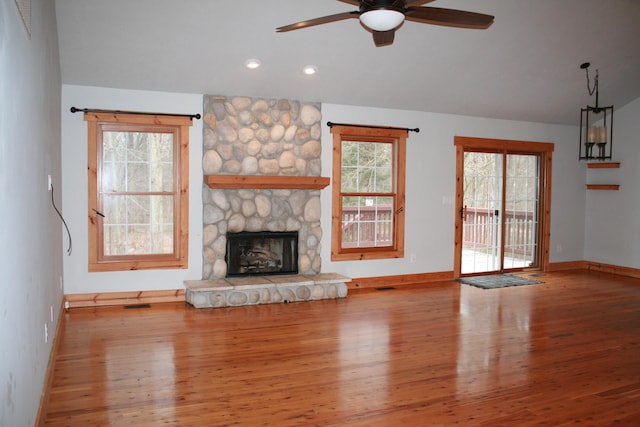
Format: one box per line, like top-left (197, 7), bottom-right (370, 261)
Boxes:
top-left (460, 151), bottom-right (542, 275)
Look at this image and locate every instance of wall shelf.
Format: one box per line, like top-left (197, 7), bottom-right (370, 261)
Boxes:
top-left (586, 184), bottom-right (620, 190)
top-left (586, 162), bottom-right (620, 190)
top-left (205, 175), bottom-right (330, 190)
top-left (587, 162), bottom-right (620, 169)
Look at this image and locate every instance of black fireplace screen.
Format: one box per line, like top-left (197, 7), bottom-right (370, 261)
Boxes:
top-left (225, 231), bottom-right (298, 277)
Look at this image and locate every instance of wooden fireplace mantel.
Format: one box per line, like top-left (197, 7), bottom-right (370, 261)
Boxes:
top-left (205, 175), bottom-right (330, 190)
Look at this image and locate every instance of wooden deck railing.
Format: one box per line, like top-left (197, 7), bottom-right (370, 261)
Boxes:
top-left (341, 205), bottom-right (536, 255)
top-left (342, 204), bottom-right (393, 247)
top-left (462, 206), bottom-right (536, 255)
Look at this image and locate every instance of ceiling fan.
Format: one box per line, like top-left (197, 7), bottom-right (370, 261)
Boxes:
top-left (277, 0), bottom-right (494, 47)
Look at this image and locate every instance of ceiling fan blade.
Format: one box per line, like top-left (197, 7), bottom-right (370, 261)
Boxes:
top-left (277, 11), bottom-right (360, 32)
top-left (336, 0), bottom-right (360, 5)
top-left (404, 0), bottom-right (437, 6)
top-left (405, 7), bottom-right (494, 29)
top-left (373, 30), bottom-right (395, 47)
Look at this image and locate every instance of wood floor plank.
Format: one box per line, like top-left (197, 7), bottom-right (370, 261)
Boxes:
top-left (45, 270), bottom-right (640, 426)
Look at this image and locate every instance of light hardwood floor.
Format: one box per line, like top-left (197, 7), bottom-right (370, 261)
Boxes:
top-left (45, 270), bottom-right (640, 426)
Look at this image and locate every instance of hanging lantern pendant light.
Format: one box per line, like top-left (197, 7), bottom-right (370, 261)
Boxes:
top-left (579, 62), bottom-right (614, 161)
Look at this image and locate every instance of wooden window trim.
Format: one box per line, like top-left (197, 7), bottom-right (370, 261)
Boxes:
top-left (85, 112), bottom-right (192, 272)
top-left (330, 125), bottom-right (407, 261)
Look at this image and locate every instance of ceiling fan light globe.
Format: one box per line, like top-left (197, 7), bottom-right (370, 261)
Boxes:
top-left (359, 10), bottom-right (405, 32)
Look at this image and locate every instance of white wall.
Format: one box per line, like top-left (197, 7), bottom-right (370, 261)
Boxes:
top-left (584, 97), bottom-right (640, 268)
top-left (0, 1), bottom-right (63, 425)
top-left (61, 85), bottom-right (203, 294)
top-left (320, 104), bottom-right (585, 279)
top-left (61, 90), bottom-right (589, 291)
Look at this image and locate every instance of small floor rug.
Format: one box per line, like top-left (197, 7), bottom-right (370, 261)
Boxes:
top-left (457, 274), bottom-right (543, 289)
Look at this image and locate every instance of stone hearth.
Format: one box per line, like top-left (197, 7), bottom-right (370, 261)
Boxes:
top-left (185, 273), bottom-right (350, 308)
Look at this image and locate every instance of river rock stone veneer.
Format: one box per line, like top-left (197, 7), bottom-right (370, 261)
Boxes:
top-left (201, 95), bottom-right (325, 281)
top-left (185, 273), bottom-right (350, 308)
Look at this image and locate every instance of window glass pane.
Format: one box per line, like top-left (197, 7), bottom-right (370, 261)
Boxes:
top-left (103, 131), bottom-right (127, 162)
top-left (102, 193), bottom-right (126, 224)
top-left (127, 195), bottom-right (151, 224)
top-left (341, 141), bottom-right (393, 193)
top-left (103, 131), bottom-right (174, 192)
top-left (151, 224), bottom-right (175, 254)
top-left (127, 163), bottom-right (150, 192)
top-left (341, 196), bottom-right (394, 248)
top-left (151, 162), bottom-right (174, 192)
top-left (102, 195), bottom-right (174, 256)
top-left (341, 141), bottom-right (359, 193)
top-left (103, 224), bottom-right (127, 256)
top-left (102, 161), bottom-right (126, 193)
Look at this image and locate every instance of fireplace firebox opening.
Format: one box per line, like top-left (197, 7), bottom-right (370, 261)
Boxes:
top-left (225, 231), bottom-right (299, 277)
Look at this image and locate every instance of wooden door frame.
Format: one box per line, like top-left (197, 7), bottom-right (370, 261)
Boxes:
top-left (453, 136), bottom-right (554, 278)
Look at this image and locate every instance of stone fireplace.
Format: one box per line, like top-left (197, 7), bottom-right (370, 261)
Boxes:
top-left (201, 95), bottom-right (324, 280)
top-left (184, 95), bottom-right (350, 308)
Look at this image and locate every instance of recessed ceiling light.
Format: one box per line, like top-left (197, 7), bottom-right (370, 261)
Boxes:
top-left (303, 65), bottom-right (318, 75)
top-left (245, 59), bottom-right (261, 69)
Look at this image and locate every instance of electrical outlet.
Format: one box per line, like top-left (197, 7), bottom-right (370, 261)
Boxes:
top-left (44, 323), bottom-right (49, 343)
top-left (48, 174), bottom-right (52, 191)
top-left (410, 253), bottom-right (417, 263)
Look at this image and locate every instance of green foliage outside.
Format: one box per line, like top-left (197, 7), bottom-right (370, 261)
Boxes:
top-left (341, 140), bottom-right (393, 197)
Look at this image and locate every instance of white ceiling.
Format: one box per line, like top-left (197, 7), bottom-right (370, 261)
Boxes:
top-left (55, 0), bottom-right (640, 125)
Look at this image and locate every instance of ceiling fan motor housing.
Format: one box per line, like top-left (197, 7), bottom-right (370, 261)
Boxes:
top-left (359, 0), bottom-right (405, 13)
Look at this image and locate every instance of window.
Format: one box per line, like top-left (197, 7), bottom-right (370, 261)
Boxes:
top-left (330, 124), bottom-right (407, 261)
top-left (85, 113), bottom-right (192, 272)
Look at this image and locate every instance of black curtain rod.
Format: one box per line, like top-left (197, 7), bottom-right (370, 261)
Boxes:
top-left (70, 107), bottom-right (201, 120)
top-left (327, 121), bottom-right (419, 133)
